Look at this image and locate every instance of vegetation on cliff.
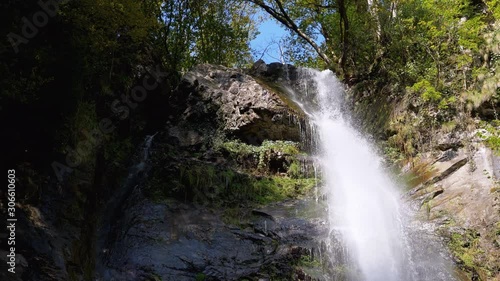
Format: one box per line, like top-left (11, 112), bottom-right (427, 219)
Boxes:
top-left (4, 0), bottom-right (499, 193)
top-left (251, 0), bottom-right (500, 162)
top-left (3, 0), bottom-right (500, 280)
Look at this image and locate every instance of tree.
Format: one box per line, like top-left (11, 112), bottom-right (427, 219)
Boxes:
top-left (246, 0), bottom-right (385, 79)
top-left (247, 0), bottom-right (335, 66)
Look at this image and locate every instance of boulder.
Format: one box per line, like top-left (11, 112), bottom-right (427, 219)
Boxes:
top-left (169, 64), bottom-right (304, 145)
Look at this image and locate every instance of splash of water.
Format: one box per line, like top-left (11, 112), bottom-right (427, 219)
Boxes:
top-left (289, 68), bottom-right (456, 281)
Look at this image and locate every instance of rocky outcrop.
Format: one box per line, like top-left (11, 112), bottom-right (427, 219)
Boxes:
top-left (248, 60), bottom-right (299, 82)
top-left (96, 193), bottom-right (328, 281)
top-left (93, 63), bottom-right (327, 281)
top-left (351, 75), bottom-right (500, 279)
top-left (168, 64), bottom-right (304, 146)
top-left (408, 141), bottom-right (500, 280)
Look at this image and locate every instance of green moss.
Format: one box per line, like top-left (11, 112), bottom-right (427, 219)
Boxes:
top-left (195, 273), bottom-right (206, 281)
top-left (448, 230), bottom-right (490, 277)
top-left (298, 255), bottom-right (322, 268)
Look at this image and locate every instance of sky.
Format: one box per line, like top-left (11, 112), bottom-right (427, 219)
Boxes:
top-left (249, 17), bottom-right (288, 63)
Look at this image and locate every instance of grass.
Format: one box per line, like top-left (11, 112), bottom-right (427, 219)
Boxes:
top-left (145, 160), bottom-right (317, 207)
top-left (252, 176), bottom-right (317, 204)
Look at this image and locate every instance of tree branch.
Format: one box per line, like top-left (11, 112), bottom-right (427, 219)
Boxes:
top-left (247, 0), bottom-right (334, 66)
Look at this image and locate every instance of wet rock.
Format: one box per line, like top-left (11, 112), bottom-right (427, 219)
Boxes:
top-left (413, 145), bottom-right (500, 279)
top-left (251, 210), bottom-right (276, 222)
top-left (97, 194), bottom-right (329, 281)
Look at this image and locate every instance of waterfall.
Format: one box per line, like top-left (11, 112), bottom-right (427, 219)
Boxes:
top-left (289, 69), bottom-right (456, 281)
top-left (96, 133), bottom-right (157, 272)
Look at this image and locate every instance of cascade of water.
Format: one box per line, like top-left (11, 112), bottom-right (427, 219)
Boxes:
top-left (288, 68), bottom-right (456, 281)
top-left (96, 133), bottom-right (157, 271)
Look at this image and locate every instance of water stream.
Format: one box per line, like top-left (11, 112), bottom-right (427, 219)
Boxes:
top-left (289, 68), bottom-right (457, 281)
top-left (96, 133), bottom-right (156, 274)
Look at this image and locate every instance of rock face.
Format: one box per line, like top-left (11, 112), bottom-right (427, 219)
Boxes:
top-left (352, 79), bottom-right (500, 280)
top-left (249, 60), bottom-right (299, 82)
top-left (409, 141), bottom-right (500, 280)
top-left (0, 62), bottom-right (321, 281)
top-left (169, 64), bottom-right (304, 146)
top-left (93, 63), bottom-right (329, 281)
top-left (97, 193), bottom-right (328, 281)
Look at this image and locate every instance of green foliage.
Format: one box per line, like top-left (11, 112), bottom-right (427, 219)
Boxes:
top-left (408, 80), bottom-right (442, 102)
top-left (192, 0), bottom-right (256, 66)
top-left (221, 139), bottom-right (300, 156)
top-left (478, 121), bottom-right (500, 154)
top-left (218, 139), bottom-right (302, 172)
top-left (487, 0), bottom-right (500, 18)
top-left (195, 273), bottom-right (206, 281)
top-left (152, 0), bottom-right (257, 70)
top-left (287, 162), bottom-right (301, 178)
top-left (261, 140), bottom-right (301, 155)
top-left (252, 176), bottom-right (317, 204)
top-left (146, 160), bottom-right (317, 206)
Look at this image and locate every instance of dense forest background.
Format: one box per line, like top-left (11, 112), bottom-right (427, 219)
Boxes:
top-left (2, 0), bottom-right (500, 175)
top-left (1, 0), bottom-right (256, 179)
top-left (0, 0), bottom-right (498, 211)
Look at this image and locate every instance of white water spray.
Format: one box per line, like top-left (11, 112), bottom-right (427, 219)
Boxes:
top-left (290, 69), bottom-right (456, 281)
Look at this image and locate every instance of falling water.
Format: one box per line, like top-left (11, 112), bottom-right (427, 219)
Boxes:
top-left (288, 69), bottom-right (456, 281)
top-left (96, 133), bottom-right (157, 276)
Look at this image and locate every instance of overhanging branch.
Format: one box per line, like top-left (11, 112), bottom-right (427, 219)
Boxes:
top-left (247, 0), bottom-right (335, 66)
